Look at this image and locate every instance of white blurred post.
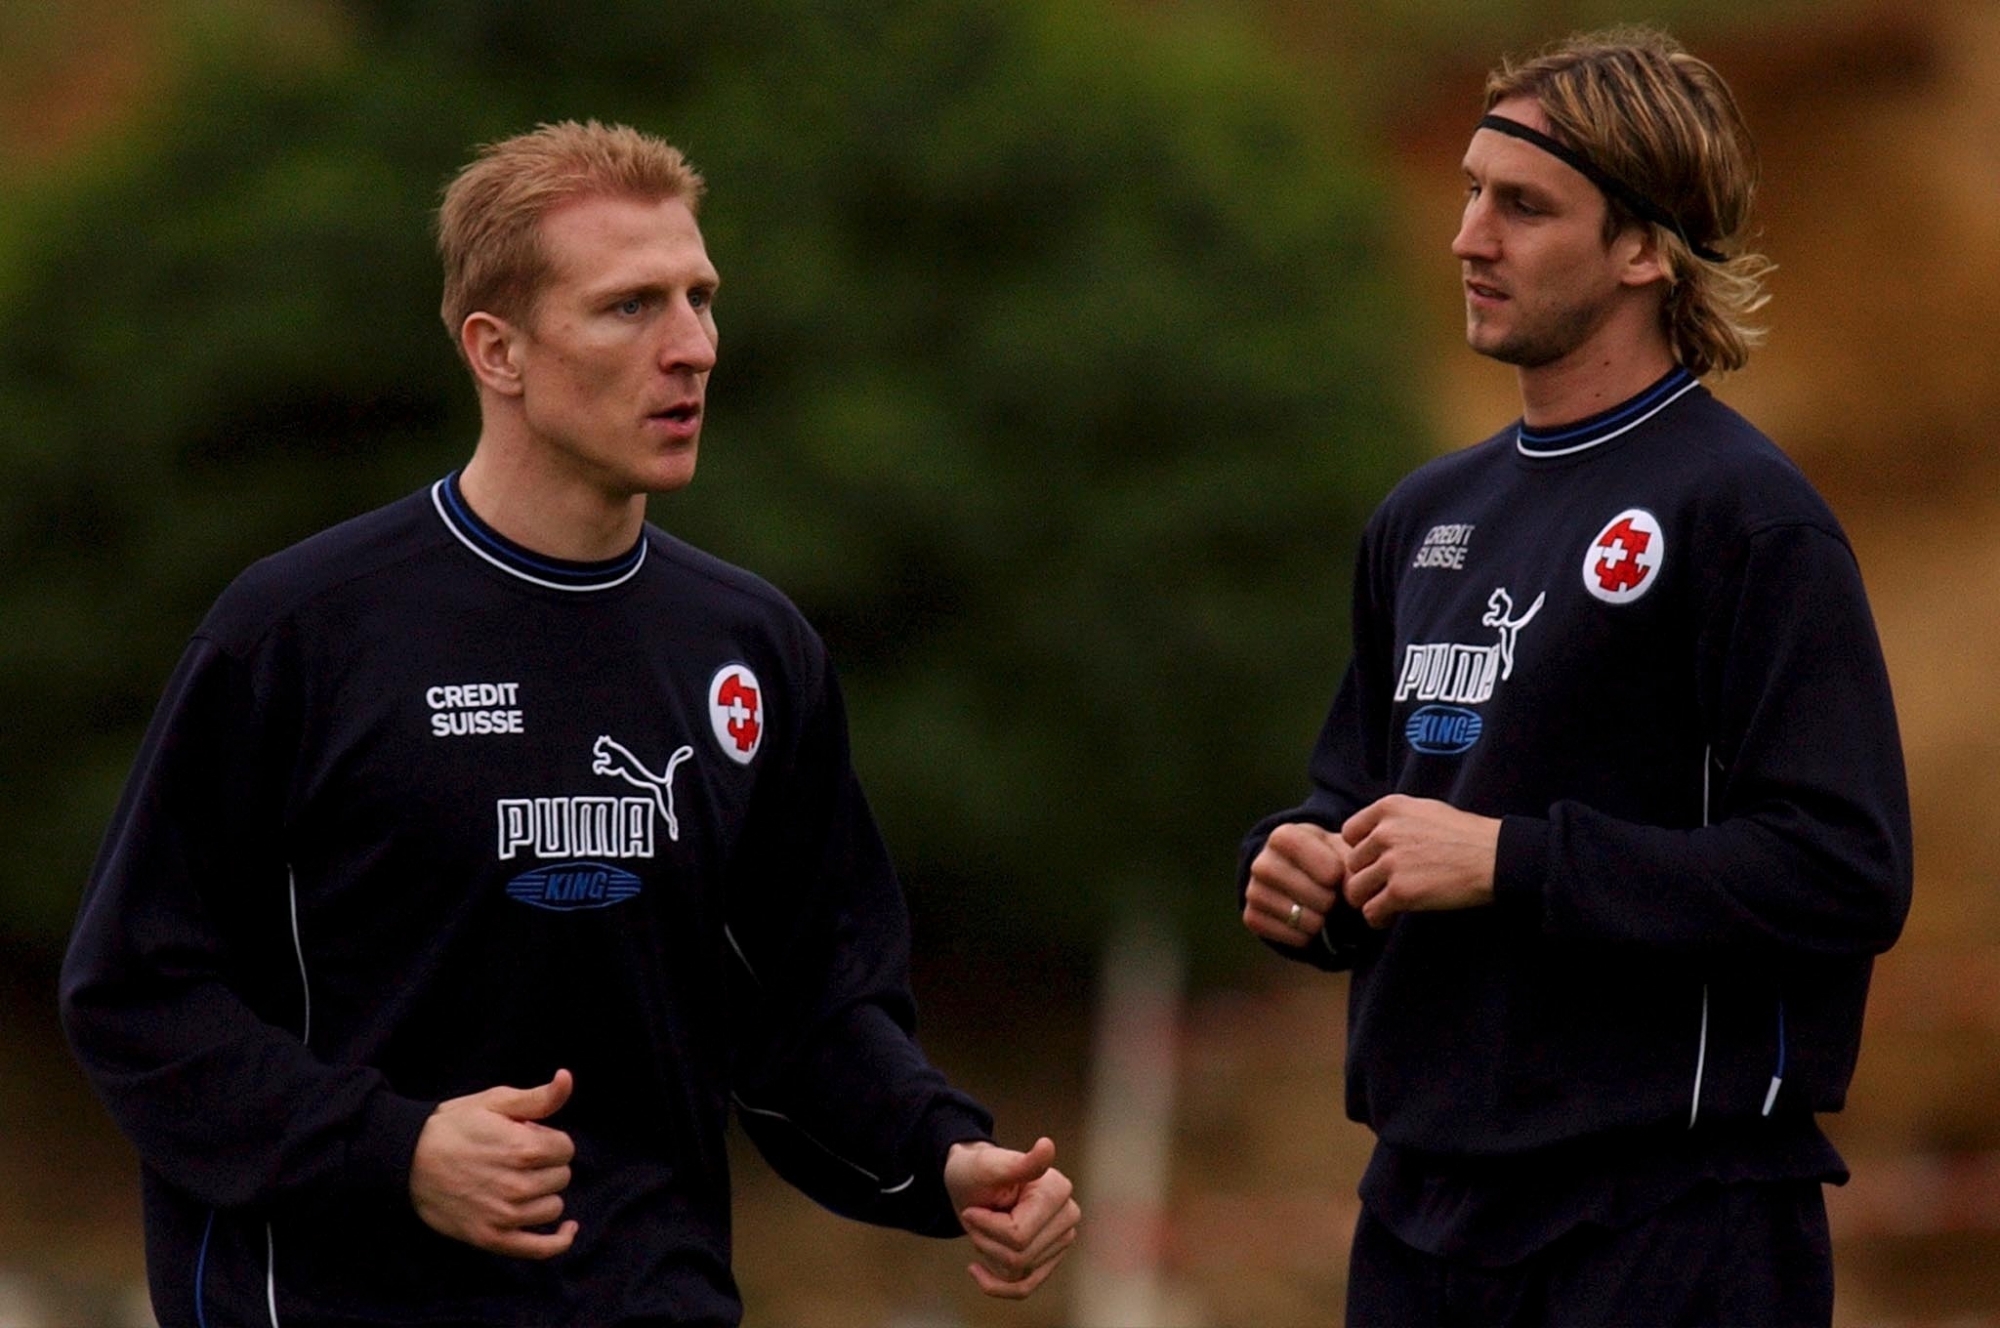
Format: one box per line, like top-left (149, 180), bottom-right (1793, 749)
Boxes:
top-left (1070, 912), bottom-right (1196, 1328)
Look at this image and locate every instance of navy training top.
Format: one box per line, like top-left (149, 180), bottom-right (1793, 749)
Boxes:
top-left (62, 474), bottom-right (992, 1326)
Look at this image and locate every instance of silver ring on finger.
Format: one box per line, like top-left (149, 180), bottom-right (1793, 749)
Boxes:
top-left (1286, 900), bottom-right (1303, 929)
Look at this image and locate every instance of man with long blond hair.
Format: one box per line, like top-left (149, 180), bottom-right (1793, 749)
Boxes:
top-left (63, 120), bottom-right (1077, 1326)
top-left (1242, 29), bottom-right (1908, 1325)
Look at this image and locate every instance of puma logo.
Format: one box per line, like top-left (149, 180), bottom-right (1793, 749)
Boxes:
top-left (1394, 586), bottom-right (1547, 705)
top-left (592, 736), bottom-right (696, 842)
top-left (495, 736), bottom-right (700, 867)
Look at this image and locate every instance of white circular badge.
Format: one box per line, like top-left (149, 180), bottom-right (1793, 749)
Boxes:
top-left (1582, 508), bottom-right (1664, 605)
top-left (707, 664), bottom-right (765, 764)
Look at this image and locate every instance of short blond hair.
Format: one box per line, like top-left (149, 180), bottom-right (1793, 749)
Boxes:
top-left (1487, 27), bottom-right (1773, 375)
top-left (436, 120), bottom-right (705, 349)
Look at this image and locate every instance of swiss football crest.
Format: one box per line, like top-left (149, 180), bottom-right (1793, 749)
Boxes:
top-left (708, 664), bottom-right (764, 764)
top-left (1584, 508), bottom-right (1664, 605)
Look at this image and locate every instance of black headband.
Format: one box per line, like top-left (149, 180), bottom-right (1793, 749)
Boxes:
top-left (1476, 113), bottom-right (1726, 263)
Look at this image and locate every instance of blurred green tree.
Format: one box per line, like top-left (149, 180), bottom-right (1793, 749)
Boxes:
top-left (0, 0), bottom-right (1420, 991)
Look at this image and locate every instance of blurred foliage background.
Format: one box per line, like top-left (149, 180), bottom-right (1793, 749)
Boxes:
top-left (10, 0), bottom-right (1997, 1325)
top-left (5, 0), bottom-right (1884, 992)
top-left (0, 0), bottom-right (1421, 991)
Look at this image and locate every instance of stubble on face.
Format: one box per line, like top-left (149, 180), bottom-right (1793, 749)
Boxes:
top-left (1467, 292), bottom-right (1607, 369)
top-left (1455, 96), bottom-right (1634, 376)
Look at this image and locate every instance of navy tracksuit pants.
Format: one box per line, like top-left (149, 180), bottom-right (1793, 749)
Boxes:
top-left (1346, 1179), bottom-right (1834, 1327)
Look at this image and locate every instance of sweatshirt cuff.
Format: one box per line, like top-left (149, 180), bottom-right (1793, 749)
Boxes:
top-left (922, 1098), bottom-right (996, 1178)
top-left (1493, 814), bottom-right (1551, 920)
top-left (916, 1098), bottom-right (996, 1238)
top-left (344, 1086), bottom-right (440, 1204)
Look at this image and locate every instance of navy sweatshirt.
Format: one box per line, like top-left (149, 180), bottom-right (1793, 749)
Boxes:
top-left (1243, 370), bottom-right (1911, 1256)
top-left (61, 475), bottom-right (991, 1326)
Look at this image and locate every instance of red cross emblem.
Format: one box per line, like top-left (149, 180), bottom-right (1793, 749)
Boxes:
top-left (1582, 508), bottom-right (1664, 604)
top-left (708, 665), bottom-right (765, 764)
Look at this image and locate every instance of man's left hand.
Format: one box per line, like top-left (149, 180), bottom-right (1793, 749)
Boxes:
top-left (943, 1137), bottom-right (1080, 1299)
top-left (1341, 795), bottom-right (1502, 928)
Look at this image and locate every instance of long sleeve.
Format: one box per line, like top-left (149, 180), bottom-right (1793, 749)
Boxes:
top-left (1248, 390), bottom-right (1908, 1150)
top-left (1492, 520), bottom-right (1913, 959)
top-left (58, 634), bottom-right (434, 1214)
top-left (725, 648), bottom-right (990, 1236)
top-left (1239, 524), bottom-right (1397, 972)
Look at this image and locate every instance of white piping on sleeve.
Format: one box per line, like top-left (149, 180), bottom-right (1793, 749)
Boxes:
top-left (1763, 1001), bottom-right (1787, 1116)
top-left (270, 869), bottom-right (311, 1326)
top-left (726, 932), bottom-right (914, 1196)
top-left (1689, 985), bottom-right (1709, 1129)
top-left (265, 1223), bottom-right (281, 1327)
top-left (732, 1096), bottom-right (917, 1196)
top-left (724, 924), bottom-right (759, 987)
top-left (287, 870), bottom-right (311, 1047)
top-left (1689, 748), bottom-right (1713, 1129)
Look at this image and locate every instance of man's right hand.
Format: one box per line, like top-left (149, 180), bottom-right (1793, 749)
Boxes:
top-left (410, 1068), bottom-right (579, 1259)
top-left (1243, 821), bottom-right (1348, 947)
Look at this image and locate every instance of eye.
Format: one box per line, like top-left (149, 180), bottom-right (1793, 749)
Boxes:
top-left (688, 286), bottom-right (714, 313)
top-left (615, 295), bottom-right (646, 317)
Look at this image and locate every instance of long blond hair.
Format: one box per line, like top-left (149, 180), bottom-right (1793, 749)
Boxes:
top-left (1487, 27), bottom-right (1773, 375)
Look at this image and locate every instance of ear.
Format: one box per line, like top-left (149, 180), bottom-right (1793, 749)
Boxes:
top-left (1616, 223), bottom-right (1672, 292)
top-left (461, 312), bottom-right (526, 398)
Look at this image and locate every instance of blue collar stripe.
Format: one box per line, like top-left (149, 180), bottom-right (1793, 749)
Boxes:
top-left (430, 474), bottom-right (647, 592)
top-left (1516, 368), bottom-right (1698, 458)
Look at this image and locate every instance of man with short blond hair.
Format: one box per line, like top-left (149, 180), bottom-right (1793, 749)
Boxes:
top-left (63, 120), bottom-right (1077, 1327)
top-left (436, 120), bottom-right (708, 353)
top-left (1242, 30), bottom-right (1908, 1326)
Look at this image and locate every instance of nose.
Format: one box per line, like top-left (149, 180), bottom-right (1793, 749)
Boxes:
top-left (659, 301), bottom-right (717, 376)
top-left (1452, 195), bottom-right (1497, 263)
